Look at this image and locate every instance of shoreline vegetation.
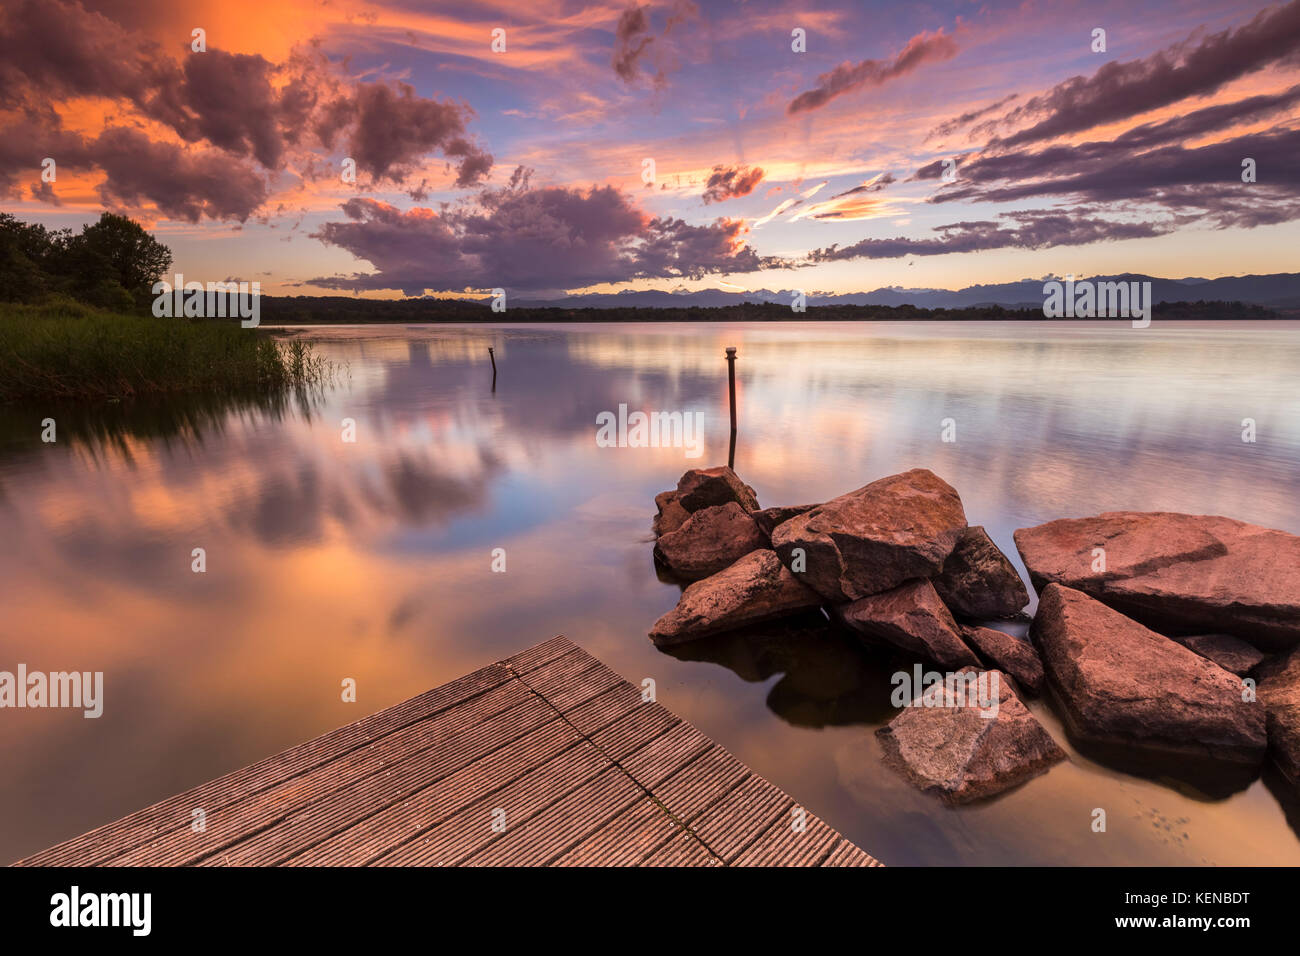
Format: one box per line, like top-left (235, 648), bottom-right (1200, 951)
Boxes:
top-left (0, 298), bottom-right (331, 402)
top-left (1, 212), bottom-right (331, 403)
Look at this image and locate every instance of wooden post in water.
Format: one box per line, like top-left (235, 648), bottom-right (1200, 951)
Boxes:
top-left (488, 346), bottom-right (497, 392)
top-left (725, 346), bottom-right (737, 469)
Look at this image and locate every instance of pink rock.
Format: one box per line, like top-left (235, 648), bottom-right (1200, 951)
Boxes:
top-left (1015, 511), bottom-right (1300, 649)
top-left (653, 502), bottom-right (767, 581)
top-left (772, 469), bottom-right (968, 602)
top-left (837, 578), bottom-right (981, 670)
top-left (649, 550), bottom-right (823, 646)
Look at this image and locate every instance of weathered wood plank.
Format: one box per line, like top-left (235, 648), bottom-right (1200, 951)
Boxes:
top-left (21, 637), bottom-right (880, 867)
top-left (18, 662), bottom-right (514, 866)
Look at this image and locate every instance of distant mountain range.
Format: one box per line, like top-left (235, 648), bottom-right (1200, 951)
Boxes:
top-left (511, 273), bottom-right (1300, 310)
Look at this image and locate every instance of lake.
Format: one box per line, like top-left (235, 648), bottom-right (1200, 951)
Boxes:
top-left (2, 319), bottom-right (1298, 865)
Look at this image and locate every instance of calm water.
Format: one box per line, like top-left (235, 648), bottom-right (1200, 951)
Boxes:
top-left (2, 320), bottom-right (1299, 865)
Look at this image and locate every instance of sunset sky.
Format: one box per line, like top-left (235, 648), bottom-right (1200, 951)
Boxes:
top-left (3, 0), bottom-right (1298, 298)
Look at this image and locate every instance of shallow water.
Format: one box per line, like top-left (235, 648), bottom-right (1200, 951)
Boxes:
top-left (1, 319), bottom-right (1298, 865)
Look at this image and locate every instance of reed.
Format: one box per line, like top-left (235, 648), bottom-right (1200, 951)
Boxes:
top-left (0, 298), bottom-right (331, 402)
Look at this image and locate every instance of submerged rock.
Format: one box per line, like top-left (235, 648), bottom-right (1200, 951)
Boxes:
top-left (1259, 648), bottom-right (1300, 792)
top-left (649, 550), bottom-right (823, 646)
top-left (1174, 633), bottom-right (1266, 677)
top-left (877, 669), bottom-right (1066, 803)
top-left (751, 503), bottom-right (820, 539)
top-left (962, 625), bottom-right (1045, 696)
top-left (772, 469), bottom-right (968, 603)
top-left (676, 466), bottom-right (759, 513)
top-left (652, 491), bottom-right (690, 538)
top-left (653, 502), bottom-right (767, 580)
top-left (1015, 511), bottom-right (1300, 649)
top-left (933, 526), bottom-right (1029, 620)
top-left (1032, 583), bottom-right (1266, 774)
top-left (837, 578), bottom-right (980, 670)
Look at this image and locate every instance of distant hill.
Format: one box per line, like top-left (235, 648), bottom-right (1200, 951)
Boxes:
top-left (511, 273), bottom-right (1300, 310)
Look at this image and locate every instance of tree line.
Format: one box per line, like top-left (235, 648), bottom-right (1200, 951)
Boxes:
top-left (0, 212), bottom-right (172, 311)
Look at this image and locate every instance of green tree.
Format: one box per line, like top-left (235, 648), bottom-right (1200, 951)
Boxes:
top-left (67, 213), bottom-right (173, 301)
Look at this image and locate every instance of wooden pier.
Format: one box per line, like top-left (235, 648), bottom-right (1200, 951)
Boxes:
top-left (20, 636), bottom-right (880, 867)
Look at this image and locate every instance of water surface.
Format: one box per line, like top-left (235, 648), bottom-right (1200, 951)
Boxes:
top-left (2, 320), bottom-right (1298, 865)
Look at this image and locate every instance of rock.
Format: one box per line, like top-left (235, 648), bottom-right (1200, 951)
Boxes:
top-left (877, 669), bottom-right (1066, 803)
top-left (1014, 511), bottom-right (1300, 649)
top-left (653, 502), bottom-right (767, 580)
top-left (962, 625), bottom-right (1045, 696)
top-left (652, 491), bottom-right (689, 538)
top-left (837, 578), bottom-right (981, 670)
top-left (1259, 648), bottom-right (1300, 790)
top-left (676, 466), bottom-right (759, 513)
top-left (1031, 583), bottom-right (1266, 774)
top-left (649, 550), bottom-right (824, 646)
top-left (751, 503), bottom-right (819, 538)
top-left (933, 526), bottom-right (1029, 620)
top-left (771, 469), bottom-right (968, 603)
top-left (1174, 634), bottom-right (1266, 677)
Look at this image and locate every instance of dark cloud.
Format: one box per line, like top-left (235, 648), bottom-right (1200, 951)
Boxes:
top-left (981, 0), bottom-right (1300, 148)
top-left (809, 210), bottom-right (1171, 262)
top-left (611, 1), bottom-right (700, 87)
top-left (90, 127), bottom-right (271, 222)
top-left (924, 127), bottom-right (1300, 229)
top-left (0, 0), bottom-right (492, 220)
top-left (925, 93), bottom-right (1018, 142)
top-left (344, 83), bottom-right (492, 187)
top-left (788, 29), bottom-right (959, 114)
top-left (702, 164), bottom-right (764, 203)
top-left (309, 169), bottom-right (767, 294)
top-left (612, 5), bottom-right (655, 82)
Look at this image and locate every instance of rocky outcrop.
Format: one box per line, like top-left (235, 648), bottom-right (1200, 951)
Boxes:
top-left (652, 491), bottom-right (689, 538)
top-left (1015, 512), bottom-right (1300, 649)
top-left (676, 466), bottom-right (759, 513)
top-left (962, 625), bottom-right (1045, 696)
top-left (838, 578), bottom-right (980, 670)
top-left (649, 550), bottom-right (823, 646)
top-left (1032, 583), bottom-right (1266, 773)
top-left (933, 526), bottom-right (1029, 620)
top-left (771, 469), bottom-right (968, 603)
top-left (1174, 634), bottom-right (1265, 677)
top-left (877, 669), bottom-right (1066, 803)
top-left (653, 502), bottom-right (767, 580)
top-left (751, 503), bottom-right (819, 539)
top-left (1259, 648), bottom-right (1300, 791)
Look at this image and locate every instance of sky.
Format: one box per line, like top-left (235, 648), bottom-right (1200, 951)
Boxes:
top-left (2, 0), bottom-right (1299, 298)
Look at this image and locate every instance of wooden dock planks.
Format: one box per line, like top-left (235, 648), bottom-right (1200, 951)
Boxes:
top-left (19, 636), bottom-right (881, 868)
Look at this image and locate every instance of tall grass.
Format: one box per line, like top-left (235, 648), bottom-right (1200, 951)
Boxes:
top-left (0, 298), bottom-right (331, 402)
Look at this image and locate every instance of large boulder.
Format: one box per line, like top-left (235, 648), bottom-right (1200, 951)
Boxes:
top-left (676, 466), bottom-right (759, 513)
top-left (751, 503), bottom-right (819, 539)
top-left (1259, 648), bottom-right (1300, 791)
top-left (771, 469), bottom-right (968, 603)
top-left (649, 550), bottom-right (823, 646)
top-left (962, 625), bottom-right (1045, 696)
top-left (877, 669), bottom-right (1066, 803)
top-left (652, 491), bottom-right (689, 538)
top-left (837, 578), bottom-right (981, 670)
top-left (933, 526), bottom-right (1029, 620)
top-left (1015, 512), bottom-right (1300, 649)
top-left (1032, 583), bottom-right (1266, 775)
top-left (653, 502), bottom-right (767, 580)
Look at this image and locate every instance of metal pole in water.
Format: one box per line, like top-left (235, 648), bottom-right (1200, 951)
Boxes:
top-left (488, 346), bottom-right (497, 392)
top-left (725, 346), bottom-right (737, 469)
